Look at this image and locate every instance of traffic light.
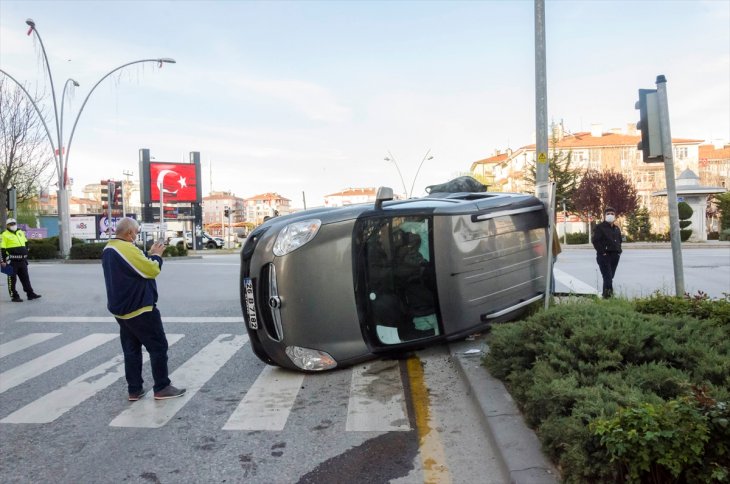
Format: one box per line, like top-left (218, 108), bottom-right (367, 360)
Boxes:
top-left (636, 89), bottom-right (663, 163)
top-left (224, 207), bottom-right (230, 218)
top-left (112, 181), bottom-right (123, 209)
top-left (100, 179), bottom-right (110, 202)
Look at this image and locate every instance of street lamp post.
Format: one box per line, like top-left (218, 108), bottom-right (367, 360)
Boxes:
top-left (0, 18), bottom-right (175, 257)
top-left (384, 151), bottom-right (408, 198)
top-left (409, 148), bottom-right (433, 198)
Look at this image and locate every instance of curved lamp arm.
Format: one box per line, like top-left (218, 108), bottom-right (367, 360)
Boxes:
top-left (25, 19), bottom-right (62, 165)
top-left (385, 150), bottom-right (408, 198)
top-left (409, 148), bottom-right (432, 198)
top-left (59, 78), bottom-right (80, 159)
top-left (0, 68), bottom-right (60, 175)
top-left (64, 58), bottom-right (176, 184)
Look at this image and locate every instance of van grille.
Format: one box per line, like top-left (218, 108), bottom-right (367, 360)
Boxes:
top-left (258, 263), bottom-right (283, 341)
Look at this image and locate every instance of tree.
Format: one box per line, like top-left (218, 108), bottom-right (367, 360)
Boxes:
top-left (0, 78), bottom-right (54, 224)
top-left (678, 201), bottom-right (693, 242)
top-left (524, 139), bottom-right (582, 213)
top-left (625, 207), bottom-right (652, 241)
top-left (713, 192), bottom-right (730, 231)
top-left (573, 170), bottom-right (639, 221)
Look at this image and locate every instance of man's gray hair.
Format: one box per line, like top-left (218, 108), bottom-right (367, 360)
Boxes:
top-left (115, 217), bottom-right (139, 237)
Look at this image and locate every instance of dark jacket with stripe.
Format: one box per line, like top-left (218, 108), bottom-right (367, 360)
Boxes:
top-left (102, 238), bottom-right (163, 319)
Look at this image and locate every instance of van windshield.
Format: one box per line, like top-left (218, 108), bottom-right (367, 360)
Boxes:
top-left (353, 215), bottom-right (440, 346)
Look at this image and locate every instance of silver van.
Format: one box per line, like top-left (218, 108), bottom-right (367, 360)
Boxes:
top-left (240, 187), bottom-right (549, 371)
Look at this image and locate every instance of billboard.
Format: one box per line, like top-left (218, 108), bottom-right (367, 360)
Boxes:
top-left (148, 162), bottom-right (198, 203)
top-left (70, 216), bottom-right (97, 239)
top-left (98, 215), bottom-right (136, 239)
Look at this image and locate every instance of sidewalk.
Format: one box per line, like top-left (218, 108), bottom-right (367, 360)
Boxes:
top-left (448, 337), bottom-right (560, 484)
top-left (563, 240), bottom-right (730, 249)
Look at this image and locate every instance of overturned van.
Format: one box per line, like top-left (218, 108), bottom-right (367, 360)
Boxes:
top-left (240, 187), bottom-right (549, 371)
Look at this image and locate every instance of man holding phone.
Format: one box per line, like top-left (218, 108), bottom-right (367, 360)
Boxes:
top-left (102, 217), bottom-right (185, 401)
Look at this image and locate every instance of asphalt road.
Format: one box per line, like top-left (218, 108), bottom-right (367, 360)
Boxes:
top-left (0, 254), bottom-right (505, 484)
top-left (1, 246), bottom-right (727, 483)
top-left (554, 245), bottom-right (730, 299)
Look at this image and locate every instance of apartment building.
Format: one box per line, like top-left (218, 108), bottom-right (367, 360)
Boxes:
top-left (324, 187), bottom-right (378, 207)
top-left (471, 123), bottom-right (713, 232)
top-left (202, 191), bottom-right (245, 225)
top-left (244, 192), bottom-right (292, 225)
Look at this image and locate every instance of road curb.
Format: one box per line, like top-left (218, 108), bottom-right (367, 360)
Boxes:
top-left (449, 339), bottom-right (559, 484)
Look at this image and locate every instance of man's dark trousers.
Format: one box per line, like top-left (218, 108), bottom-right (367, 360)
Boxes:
top-left (8, 260), bottom-right (34, 297)
top-left (115, 307), bottom-right (171, 393)
top-left (597, 252), bottom-right (620, 297)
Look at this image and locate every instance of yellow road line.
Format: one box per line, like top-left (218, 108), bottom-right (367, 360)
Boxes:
top-left (407, 356), bottom-right (452, 484)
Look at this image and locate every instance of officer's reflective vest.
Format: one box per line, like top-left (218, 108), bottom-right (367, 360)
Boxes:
top-left (0, 229), bottom-right (29, 261)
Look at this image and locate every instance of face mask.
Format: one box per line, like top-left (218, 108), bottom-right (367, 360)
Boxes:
top-left (605, 215), bottom-right (615, 223)
top-left (8, 225), bottom-right (17, 231)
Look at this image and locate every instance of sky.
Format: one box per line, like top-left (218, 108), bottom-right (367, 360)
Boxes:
top-left (1, 0), bottom-right (728, 208)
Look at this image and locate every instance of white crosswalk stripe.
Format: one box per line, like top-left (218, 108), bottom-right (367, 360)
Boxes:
top-left (1, 334), bottom-right (185, 424)
top-left (346, 360), bottom-right (410, 431)
top-left (16, 316), bottom-right (244, 324)
top-left (0, 332), bottom-right (416, 432)
top-left (0, 333), bottom-right (61, 359)
top-left (222, 365), bottom-right (305, 431)
top-left (0, 333), bottom-right (118, 394)
top-left (109, 334), bottom-right (248, 428)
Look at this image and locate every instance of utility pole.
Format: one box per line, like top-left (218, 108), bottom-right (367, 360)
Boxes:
top-left (534, 0), bottom-right (549, 186)
top-left (656, 76), bottom-right (685, 296)
top-left (122, 169), bottom-right (133, 217)
top-left (534, 0), bottom-right (552, 308)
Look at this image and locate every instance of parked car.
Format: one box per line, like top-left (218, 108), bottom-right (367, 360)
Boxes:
top-left (240, 187), bottom-right (549, 372)
top-left (168, 232), bottom-right (223, 250)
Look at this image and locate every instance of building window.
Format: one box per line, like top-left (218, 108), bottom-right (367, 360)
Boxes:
top-left (675, 146), bottom-right (688, 160)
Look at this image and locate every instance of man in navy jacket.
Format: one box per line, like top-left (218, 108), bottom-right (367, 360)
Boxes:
top-left (102, 218), bottom-right (186, 401)
top-left (592, 207), bottom-right (623, 298)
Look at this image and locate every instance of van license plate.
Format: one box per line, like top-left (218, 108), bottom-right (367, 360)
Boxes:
top-left (243, 278), bottom-right (258, 329)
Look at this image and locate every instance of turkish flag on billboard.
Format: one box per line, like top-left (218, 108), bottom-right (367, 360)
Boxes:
top-left (149, 162), bottom-right (198, 203)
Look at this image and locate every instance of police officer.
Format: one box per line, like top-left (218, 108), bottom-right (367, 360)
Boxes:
top-left (1, 218), bottom-right (41, 302)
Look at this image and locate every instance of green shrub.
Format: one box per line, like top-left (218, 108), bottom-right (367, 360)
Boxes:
top-left (45, 236), bottom-right (86, 249)
top-left (26, 240), bottom-right (57, 259)
top-left (648, 232), bottom-right (670, 242)
top-left (484, 298), bottom-right (730, 482)
top-left (163, 245), bottom-right (179, 257)
top-left (678, 201), bottom-right (694, 220)
top-left (565, 232), bottom-right (589, 244)
top-left (593, 387), bottom-right (729, 483)
top-left (634, 291), bottom-right (730, 324)
top-left (69, 242), bottom-right (106, 259)
top-left (708, 231), bottom-right (720, 240)
top-left (720, 229), bottom-right (730, 242)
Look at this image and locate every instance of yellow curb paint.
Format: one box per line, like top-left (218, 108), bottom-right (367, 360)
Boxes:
top-left (407, 356), bottom-right (452, 484)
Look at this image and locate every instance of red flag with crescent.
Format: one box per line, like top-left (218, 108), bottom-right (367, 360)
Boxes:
top-left (149, 162), bottom-right (198, 202)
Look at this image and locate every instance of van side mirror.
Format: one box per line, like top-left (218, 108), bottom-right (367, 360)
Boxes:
top-left (374, 187), bottom-right (394, 210)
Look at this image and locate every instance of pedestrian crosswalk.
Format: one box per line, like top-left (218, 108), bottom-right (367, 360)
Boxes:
top-left (0, 332), bottom-right (414, 432)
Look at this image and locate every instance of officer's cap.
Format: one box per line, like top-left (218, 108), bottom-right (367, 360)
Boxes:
top-left (6, 218), bottom-right (16, 225)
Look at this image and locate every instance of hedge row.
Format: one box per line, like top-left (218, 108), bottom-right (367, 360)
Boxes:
top-left (484, 294), bottom-right (730, 483)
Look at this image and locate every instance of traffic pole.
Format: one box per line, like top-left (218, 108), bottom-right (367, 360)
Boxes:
top-left (656, 75), bottom-right (685, 296)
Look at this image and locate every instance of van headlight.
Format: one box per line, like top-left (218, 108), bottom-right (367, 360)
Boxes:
top-left (273, 219), bottom-right (321, 256)
top-left (285, 346), bottom-right (337, 371)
